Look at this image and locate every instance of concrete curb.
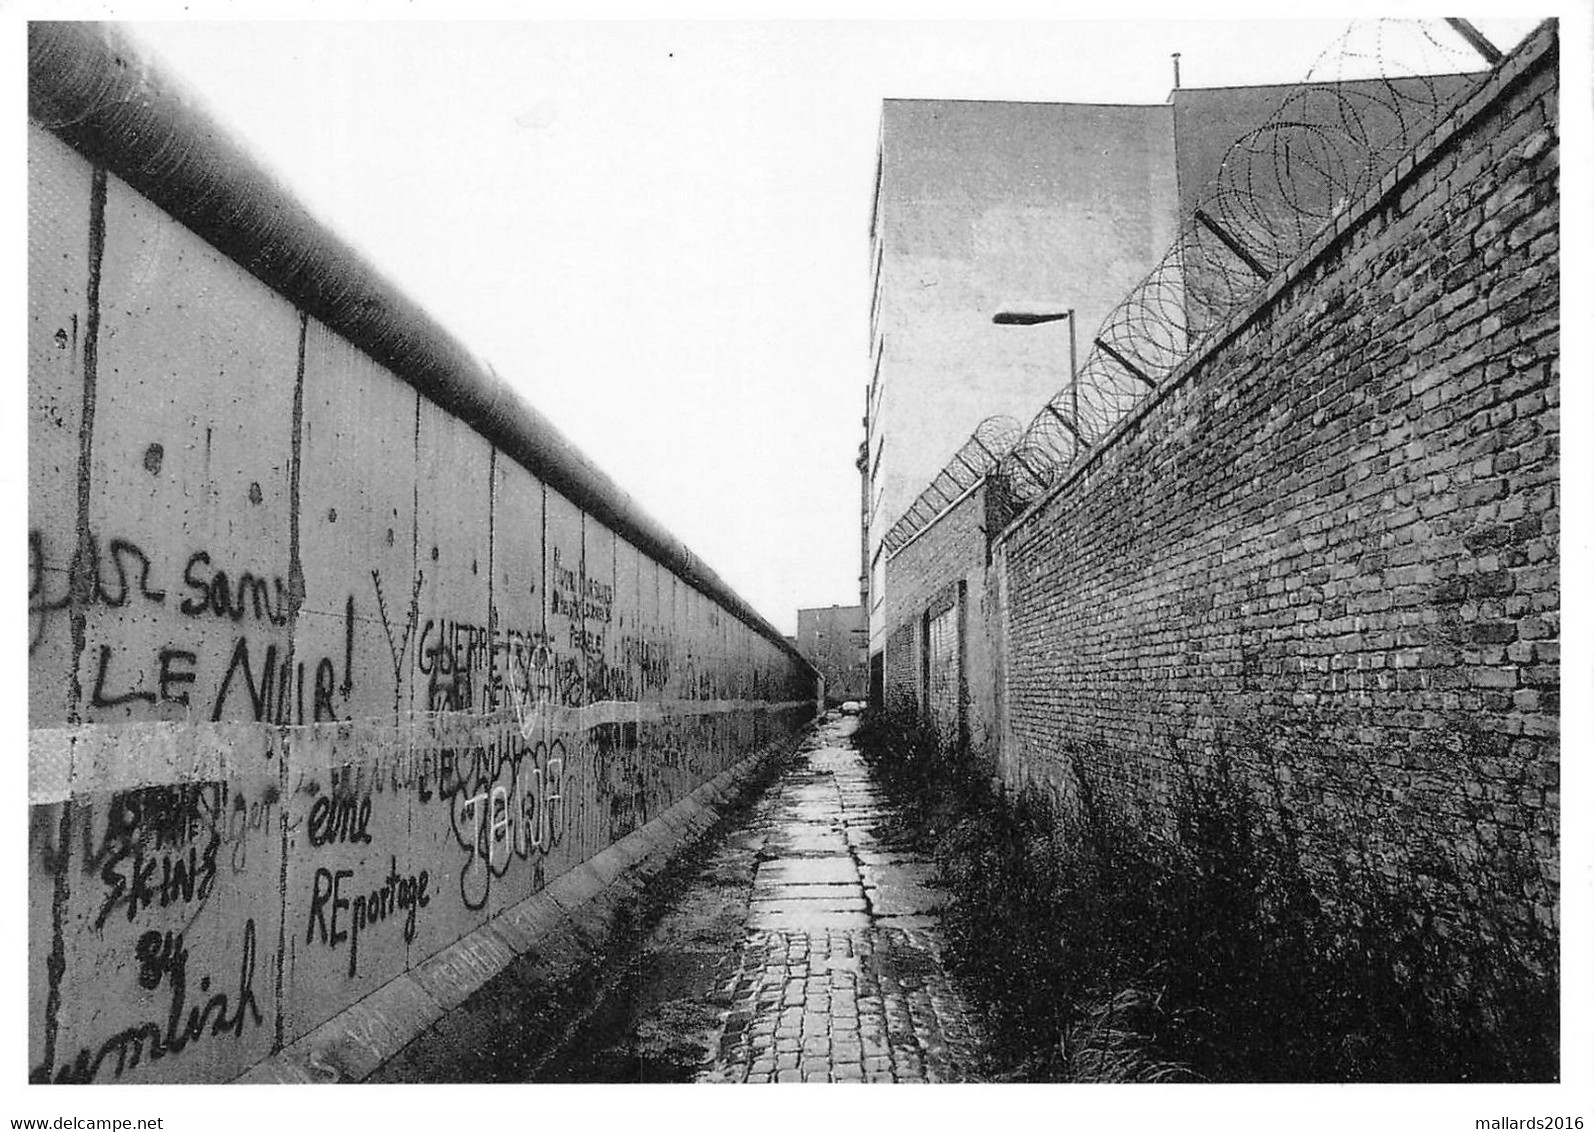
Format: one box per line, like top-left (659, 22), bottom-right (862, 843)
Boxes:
top-left (234, 725), bottom-right (811, 1083)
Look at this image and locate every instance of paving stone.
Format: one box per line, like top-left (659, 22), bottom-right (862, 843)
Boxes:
top-left (757, 858), bottom-right (861, 885)
top-left (747, 910), bottom-right (873, 931)
top-left (756, 882), bottom-right (867, 901)
top-left (749, 896), bottom-right (870, 915)
top-left (863, 884), bottom-right (947, 917)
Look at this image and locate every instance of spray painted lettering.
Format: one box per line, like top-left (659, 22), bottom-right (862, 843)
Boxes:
top-left (304, 858), bottom-right (431, 978)
top-left (548, 547), bottom-right (613, 624)
top-left (28, 530), bottom-right (165, 655)
top-left (96, 832), bottom-right (219, 930)
top-left (32, 918), bottom-right (262, 1084)
top-left (178, 550), bottom-right (291, 625)
top-left (306, 794), bottom-right (373, 848)
top-left (372, 568), bottom-right (422, 718)
top-left (29, 530), bottom-right (355, 722)
top-left (436, 726), bottom-right (566, 911)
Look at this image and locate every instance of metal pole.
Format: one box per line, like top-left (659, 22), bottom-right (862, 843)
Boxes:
top-left (1067, 308), bottom-right (1078, 427)
top-left (1094, 337), bottom-right (1158, 389)
top-left (1193, 208), bottom-right (1272, 280)
top-left (1043, 403), bottom-right (1085, 448)
top-left (1445, 18), bottom-right (1503, 66)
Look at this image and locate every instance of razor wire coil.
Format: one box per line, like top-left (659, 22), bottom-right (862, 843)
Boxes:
top-left (880, 19), bottom-right (1494, 550)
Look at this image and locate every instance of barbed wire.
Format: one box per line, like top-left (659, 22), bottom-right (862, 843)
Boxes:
top-left (881, 18), bottom-right (1496, 543)
top-left (880, 416), bottom-right (1021, 554)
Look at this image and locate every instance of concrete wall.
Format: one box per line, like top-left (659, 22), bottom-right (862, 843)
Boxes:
top-left (27, 33), bottom-right (813, 1083)
top-left (996, 27), bottom-right (1557, 904)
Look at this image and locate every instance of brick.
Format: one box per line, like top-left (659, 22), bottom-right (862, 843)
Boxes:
top-left (1518, 617), bottom-right (1556, 641)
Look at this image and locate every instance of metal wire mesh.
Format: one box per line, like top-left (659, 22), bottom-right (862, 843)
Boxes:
top-left (881, 18), bottom-right (1496, 536)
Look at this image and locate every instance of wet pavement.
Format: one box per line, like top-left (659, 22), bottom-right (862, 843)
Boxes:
top-left (540, 712), bottom-right (985, 1083)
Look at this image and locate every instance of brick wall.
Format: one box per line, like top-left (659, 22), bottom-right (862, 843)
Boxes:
top-left (997, 27), bottom-right (1558, 918)
top-left (881, 481), bottom-right (1009, 751)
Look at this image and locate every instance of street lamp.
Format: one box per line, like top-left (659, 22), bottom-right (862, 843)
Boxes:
top-left (993, 305), bottom-right (1077, 428)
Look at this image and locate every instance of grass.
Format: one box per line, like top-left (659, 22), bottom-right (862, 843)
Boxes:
top-left (852, 706), bottom-right (1557, 1083)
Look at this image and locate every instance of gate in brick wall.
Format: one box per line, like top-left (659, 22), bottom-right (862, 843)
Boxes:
top-left (925, 603), bottom-right (959, 741)
top-left (921, 580), bottom-right (965, 747)
top-left (885, 621), bottom-right (919, 710)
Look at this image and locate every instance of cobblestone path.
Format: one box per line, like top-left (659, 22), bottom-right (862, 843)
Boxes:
top-left (537, 711), bottom-right (985, 1082)
top-left (698, 717), bottom-right (984, 1082)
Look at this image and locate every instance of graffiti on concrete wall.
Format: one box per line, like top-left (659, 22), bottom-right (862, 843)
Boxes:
top-left (43, 916), bottom-right (264, 1084)
top-left (30, 528), bottom-right (355, 724)
top-left (305, 859), bottom-right (431, 979)
top-left (370, 566), bottom-right (422, 719)
top-left (29, 529), bottom-right (163, 654)
top-left (92, 784), bottom-right (223, 931)
top-left (31, 771), bottom-right (282, 1084)
top-left (437, 726), bottom-right (565, 913)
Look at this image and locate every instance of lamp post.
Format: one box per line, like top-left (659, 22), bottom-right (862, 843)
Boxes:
top-left (993, 306), bottom-right (1077, 427)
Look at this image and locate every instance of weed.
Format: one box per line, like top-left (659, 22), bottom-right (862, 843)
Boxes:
top-left (854, 706), bottom-right (1557, 1082)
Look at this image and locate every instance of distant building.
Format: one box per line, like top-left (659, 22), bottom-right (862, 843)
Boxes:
top-left (796, 605), bottom-right (868, 704)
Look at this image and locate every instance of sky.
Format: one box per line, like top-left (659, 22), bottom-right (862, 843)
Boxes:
top-left (58, 12), bottom-right (1541, 637)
